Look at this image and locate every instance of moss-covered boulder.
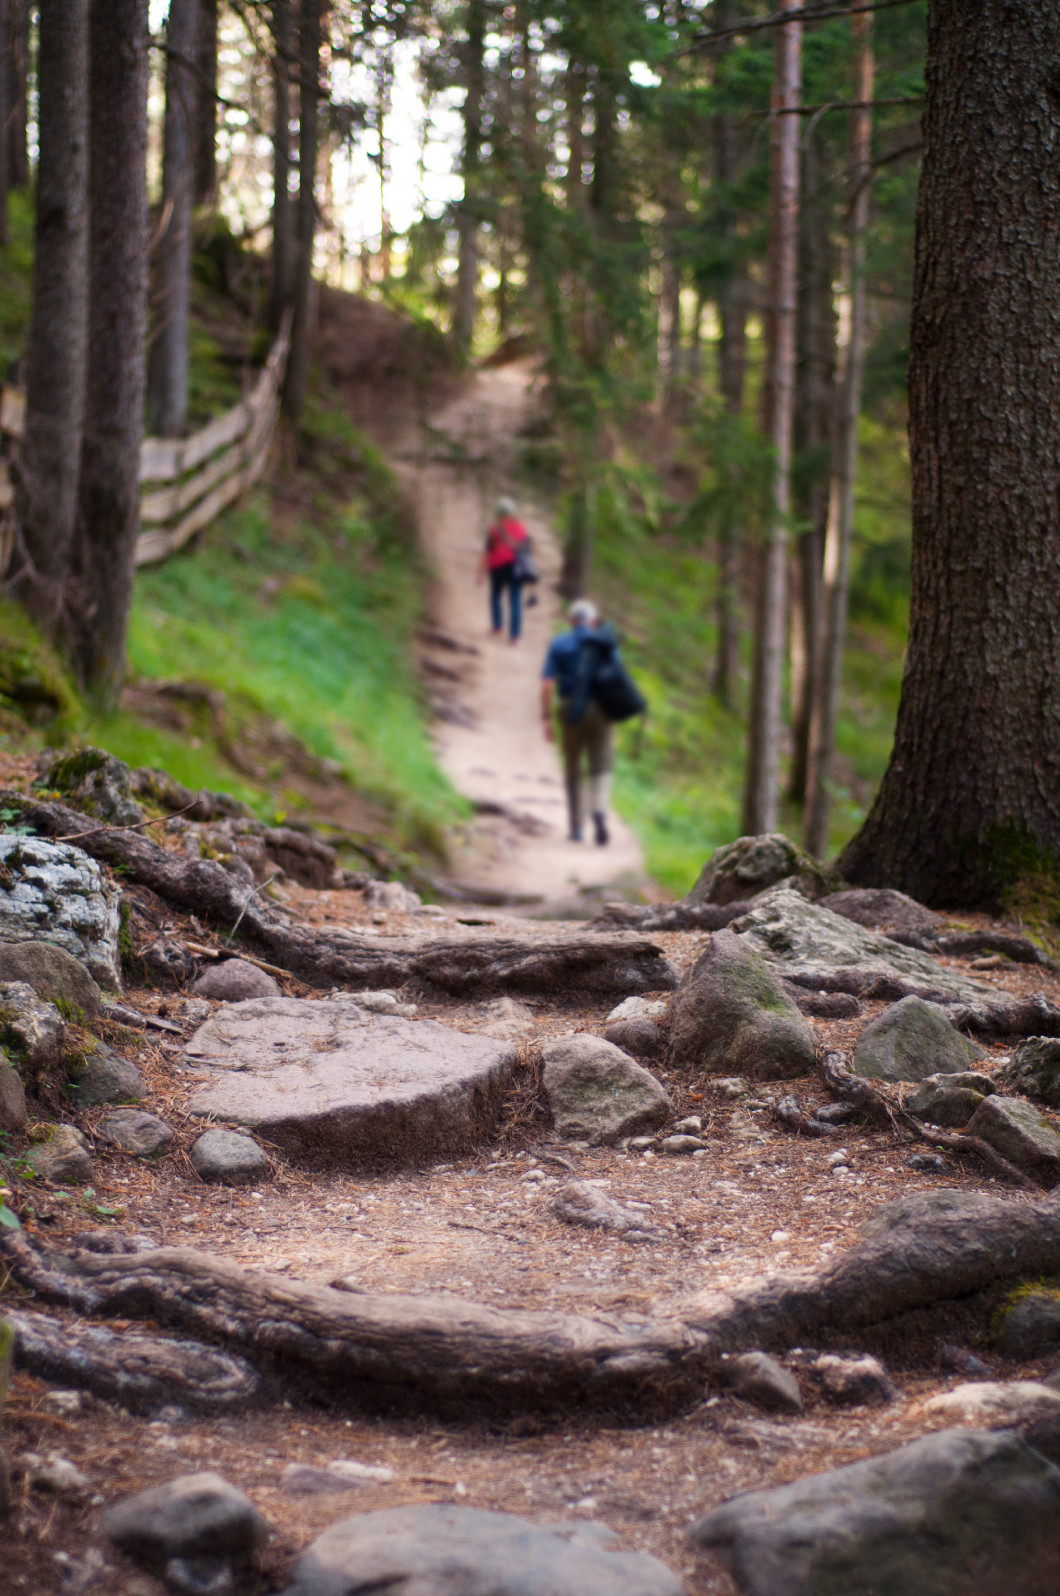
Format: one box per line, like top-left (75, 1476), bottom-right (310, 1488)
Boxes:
top-left (906, 1071), bottom-right (996, 1127)
top-left (685, 833), bottom-right (841, 908)
top-left (0, 940), bottom-right (101, 1020)
top-left (67, 1041), bottom-right (143, 1107)
top-left (1003, 1038), bottom-right (1060, 1110)
top-left (854, 997), bottom-right (987, 1084)
top-left (22, 1123), bottom-right (93, 1184)
top-left (39, 746), bottom-right (144, 826)
top-left (998, 1287), bottom-right (1060, 1360)
top-left (667, 928), bottom-right (816, 1081)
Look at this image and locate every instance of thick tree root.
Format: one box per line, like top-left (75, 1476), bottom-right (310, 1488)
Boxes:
top-left (3, 792), bottom-right (675, 997)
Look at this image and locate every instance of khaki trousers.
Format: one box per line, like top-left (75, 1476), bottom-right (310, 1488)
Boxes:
top-left (560, 699), bottom-right (614, 836)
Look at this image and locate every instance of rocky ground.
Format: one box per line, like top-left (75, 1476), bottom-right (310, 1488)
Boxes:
top-left (1, 799), bottom-right (1060, 1592)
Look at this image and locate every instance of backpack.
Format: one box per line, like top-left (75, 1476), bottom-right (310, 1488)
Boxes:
top-left (566, 624), bottom-right (647, 725)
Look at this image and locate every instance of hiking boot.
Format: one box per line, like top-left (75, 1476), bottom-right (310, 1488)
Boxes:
top-left (569, 828), bottom-right (583, 843)
top-left (593, 812), bottom-right (609, 847)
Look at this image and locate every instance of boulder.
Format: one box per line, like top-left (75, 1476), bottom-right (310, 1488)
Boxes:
top-left (668, 929), bottom-right (815, 1081)
top-left (0, 1061), bottom-right (26, 1133)
top-left (186, 997), bottom-right (517, 1168)
top-left (0, 981), bottom-right (66, 1079)
top-left (102, 1471), bottom-right (270, 1572)
top-left (719, 1352), bottom-right (803, 1414)
top-left (67, 1043), bottom-right (143, 1107)
top-left (689, 1428), bottom-right (1060, 1596)
top-left (1003, 1038), bottom-right (1060, 1109)
top-left (731, 885), bottom-right (998, 1004)
top-left (0, 835), bottom-right (121, 988)
top-left (853, 997), bottom-right (987, 1084)
top-left (922, 1381), bottom-right (1060, 1429)
top-left (550, 1179), bottom-right (663, 1243)
top-left (280, 1504), bottom-right (686, 1596)
top-left (191, 1128), bottom-right (269, 1186)
top-left (965, 1096), bottom-right (1060, 1186)
top-left (997, 1292), bottom-right (1060, 1361)
top-left (685, 833), bottom-right (836, 907)
top-left (192, 959), bottom-right (280, 1002)
top-left (98, 1110), bottom-right (174, 1157)
top-left (41, 747), bottom-right (145, 827)
top-left (603, 1016), bottom-right (665, 1059)
top-left (541, 1034), bottom-right (672, 1145)
top-left (24, 1124), bottom-right (92, 1184)
top-left (0, 941), bottom-right (101, 1019)
top-left (905, 1084), bottom-right (986, 1127)
top-left (818, 887), bottom-right (943, 938)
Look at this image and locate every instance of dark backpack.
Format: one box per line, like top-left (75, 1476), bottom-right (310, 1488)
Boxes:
top-left (566, 625), bottom-right (647, 725)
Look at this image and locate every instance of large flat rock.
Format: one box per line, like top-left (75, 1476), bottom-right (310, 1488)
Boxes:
top-left (731, 885), bottom-right (1000, 1005)
top-left (186, 997), bottom-right (517, 1168)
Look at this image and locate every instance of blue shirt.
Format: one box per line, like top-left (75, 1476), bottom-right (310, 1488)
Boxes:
top-left (543, 625), bottom-right (595, 699)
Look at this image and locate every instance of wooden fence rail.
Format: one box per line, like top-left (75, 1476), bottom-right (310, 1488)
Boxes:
top-left (0, 309), bottom-right (291, 573)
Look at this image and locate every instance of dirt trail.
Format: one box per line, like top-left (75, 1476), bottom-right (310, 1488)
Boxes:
top-left (395, 362), bottom-right (649, 910)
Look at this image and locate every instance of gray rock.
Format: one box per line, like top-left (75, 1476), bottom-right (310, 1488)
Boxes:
top-left (732, 885), bottom-right (998, 1004)
top-left (352, 989), bottom-right (417, 1018)
top-left (857, 1187), bottom-right (999, 1240)
top-left (792, 990), bottom-right (861, 1019)
top-left (363, 879), bottom-right (421, 912)
top-left (98, 1109), bottom-right (174, 1157)
top-left (0, 1061), bottom-right (26, 1132)
top-left (998, 1291), bottom-right (1060, 1361)
top-left (280, 1464), bottom-right (361, 1496)
top-left (68, 1043), bottom-right (143, 1107)
top-left (818, 887), bottom-right (943, 937)
top-left (720, 1352), bottom-right (803, 1414)
top-left (281, 1504), bottom-right (685, 1596)
top-left (192, 960), bottom-right (280, 1002)
top-left (668, 929), bottom-right (815, 1082)
top-left (853, 995), bottom-right (987, 1084)
top-left (550, 1179), bottom-right (663, 1242)
top-left (905, 1084), bottom-right (985, 1127)
top-left (42, 747), bottom-right (145, 827)
top-left (541, 1034), bottom-right (672, 1145)
top-left (806, 1353), bottom-right (897, 1406)
top-left (0, 941), bottom-right (101, 1019)
top-left (659, 1134), bottom-right (707, 1155)
top-left (691, 1428), bottom-right (1060, 1595)
top-left (603, 1017), bottom-right (665, 1058)
top-left (686, 833), bottom-right (836, 907)
top-left (0, 835), bottom-right (122, 988)
top-left (24, 1124), bottom-right (92, 1184)
top-left (606, 996), bottom-right (670, 1024)
top-left (0, 980), bottom-right (66, 1076)
top-left (923, 1381), bottom-right (1060, 1429)
top-left (186, 997), bottom-right (517, 1169)
top-left (102, 1471), bottom-right (270, 1570)
top-left (1003, 1037), bottom-right (1060, 1109)
top-left (965, 1095), bottom-right (1060, 1185)
top-left (191, 1129), bottom-right (269, 1186)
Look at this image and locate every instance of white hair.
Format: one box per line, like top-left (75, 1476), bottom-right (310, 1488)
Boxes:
top-left (495, 496), bottom-right (516, 518)
top-left (569, 599), bottom-right (598, 625)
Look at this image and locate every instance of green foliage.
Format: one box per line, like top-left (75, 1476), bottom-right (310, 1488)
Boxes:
top-left (0, 597), bottom-right (82, 732)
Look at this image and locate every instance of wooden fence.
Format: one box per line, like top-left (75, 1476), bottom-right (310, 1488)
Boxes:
top-left (0, 309), bottom-right (291, 572)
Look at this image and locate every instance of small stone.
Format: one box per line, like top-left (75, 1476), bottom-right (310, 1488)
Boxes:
top-left (363, 880), bottom-right (422, 913)
top-left (923, 1379), bottom-right (1060, 1429)
top-left (965, 1095), bottom-right (1060, 1185)
top-left (814, 1102), bottom-right (856, 1125)
top-left (628, 1135), bottom-right (656, 1151)
top-left (0, 941), bottom-right (101, 1019)
top-left (68, 1043), bottom-right (143, 1107)
top-left (853, 996), bottom-right (987, 1084)
top-left (1003, 1037), bottom-right (1060, 1109)
top-left (0, 981), bottom-right (67, 1074)
top-left (997, 1291), bottom-right (1060, 1361)
top-left (326, 1460), bottom-right (395, 1484)
top-left (673, 1116), bottom-right (702, 1134)
top-left (22, 1449), bottom-right (91, 1499)
top-left (907, 1152), bottom-right (951, 1174)
top-left (551, 1179), bottom-right (664, 1242)
top-left (101, 1471), bottom-right (270, 1571)
top-left (793, 990), bottom-right (862, 1019)
top-left (190, 1129), bottom-right (269, 1186)
top-left (24, 1124), bottom-right (93, 1184)
top-left (98, 1110), bottom-right (174, 1157)
top-left (192, 960), bottom-right (280, 1002)
top-left (605, 996), bottom-right (670, 1024)
top-left (542, 1034), bottom-right (672, 1146)
top-left (0, 1060), bottom-right (26, 1133)
top-left (352, 990), bottom-right (418, 1017)
top-left (721, 1352), bottom-right (803, 1414)
top-left (668, 929), bottom-right (816, 1082)
top-left (714, 1077), bottom-right (749, 1099)
top-left (602, 1017), bottom-right (664, 1059)
top-left (658, 1135), bottom-right (706, 1155)
top-left (281, 1464), bottom-right (360, 1496)
top-left (808, 1353), bottom-right (897, 1406)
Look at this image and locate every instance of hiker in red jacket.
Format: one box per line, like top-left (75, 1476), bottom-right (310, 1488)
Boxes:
top-left (477, 496), bottom-right (529, 643)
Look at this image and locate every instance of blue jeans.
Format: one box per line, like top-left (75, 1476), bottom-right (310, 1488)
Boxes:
top-left (489, 565), bottom-right (522, 639)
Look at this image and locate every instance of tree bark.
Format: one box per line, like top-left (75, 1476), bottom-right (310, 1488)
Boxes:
top-left (13, 0), bottom-right (90, 636)
top-left (712, 81), bottom-right (747, 707)
top-left (6, 0), bottom-right (27, 189)
top-left (805, 13), bottom-right (873, 858)
top-left (742, 0), bottom-right (801, 835)
top-left (0, 0), bottom-right (10, 245)
top-left (837, 2), bottom-right (1060, 906)
top-left (453, 0), bottom-right (485, 354)
top-left (267, 0), bottom-right (295, 330)
top-left (146, 0), bottom-right (199, 438)
top-left (194, 0), bottom-right (218, 206)
top-left (282, 0), bottom-right (321, 422)
top-left (67, 0), bottom-right (150, 705)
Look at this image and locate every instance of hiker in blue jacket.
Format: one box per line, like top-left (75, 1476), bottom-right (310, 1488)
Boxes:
top-left (540, 599), bottom-right (615, 845)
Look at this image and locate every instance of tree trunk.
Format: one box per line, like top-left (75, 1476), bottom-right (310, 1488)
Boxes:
top-left (194, 0), bottom-right (218, 206)
top-left (13, 0), bottom-right (90, 636)
top-left (805, 15), bottom-right (873, 858)
top-left (146, 0), bottom-right (199, 438)
top-left (267, 0), bottom-right (295, 330)
top-left (565, 61), bottom-right (585, 209)
top-left (788, 128), bottom-right (836, 804)
top-left (712, 34), bottom-right (746, 708)
top-left (7, 0), bottom-right (27, 189)
top-left (282, 0), bottom-right (321, 422)
top-left (741, 0), bottom-right (801, 835)
top-left (0, 0), bottom-right (10, 245)
top-left (834, 1), bottom-right (1060, 905)
top-left (67, 0), bottom-right (149, 706)
top-left (453, 0), bottom-right (485, 354)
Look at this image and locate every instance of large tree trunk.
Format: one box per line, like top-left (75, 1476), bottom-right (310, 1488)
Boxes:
top-left (6, 0), bottom-right (27, 190)
top-left (13, 0), bottom-right (90, 636)
top-left (805, 14), bottom-right (873, 858)
top-left (194, 0), bottom-right (218, 206)
top-left (282, 0), bottom-right (321, 422)
top-left (741, 0), bottom-right (801, 835)
top-left (67, 0), bottom-right (149, 705)
top-left (0, 0), bottom-right (10, 246)
top-left (453, 0), bottom-right (485, 354)
top-left (836, 2), bottom-right (1060, 905)
top-left (146, 0), bottom-right (199, 438)
top-left (267, 0), bottom-right (295, 331)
